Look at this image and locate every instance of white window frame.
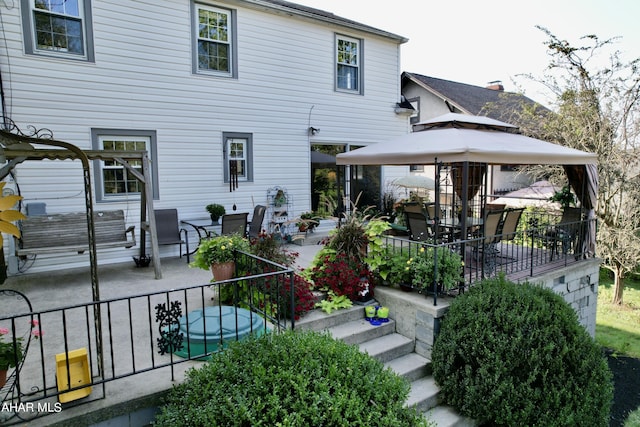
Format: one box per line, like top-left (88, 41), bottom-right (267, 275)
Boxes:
top-left (223, 132), bottom-right (253, 183)
top-left (21, 0), bottom-right (94, 61)
top-left (336, 35), bottom-right (362, 93)
top-left (91, 129), bottom-right (159, 202)
top-left (192, 2), bottom-right (237, 78)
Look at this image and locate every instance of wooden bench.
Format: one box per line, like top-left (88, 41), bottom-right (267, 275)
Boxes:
top-left (15, 210), bottom-right (136, 256)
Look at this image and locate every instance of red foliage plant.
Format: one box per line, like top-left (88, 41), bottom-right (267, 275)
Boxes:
top-left (310, 253), bottom-right (372, 301)
top-left (260, 273), bottom-right (316, 320)
top-left (284, 275), bottom-right (316, 320)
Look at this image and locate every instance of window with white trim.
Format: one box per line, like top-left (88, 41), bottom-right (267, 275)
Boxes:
top-left (336, 35), bottom-right (361, 93)
top-left (21, 0), bottom-right (94, 61)
top-left (194, 3), bottom-right (236, 76)
top-left (223, 132), bottom-right (253, 183)
top-left (91, 129), bottom-right (159, 202)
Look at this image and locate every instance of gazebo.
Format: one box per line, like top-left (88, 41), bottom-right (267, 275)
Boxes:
top-left (336, 113), bottom-right (598, 257)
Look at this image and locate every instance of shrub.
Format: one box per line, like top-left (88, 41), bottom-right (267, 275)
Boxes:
top-left (409, 246), bottom-right (463, 292)
top-left (624, 407), bottom-right (640, 427)
top-left (431, 275), bottom-right (613, 427)
top-left (154, 330), bottom-right (429, 427)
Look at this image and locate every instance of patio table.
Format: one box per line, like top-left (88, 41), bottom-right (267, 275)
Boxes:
top-left (180, 218), bottom-right (222, 255)
top-left (440, 217), bottom-right (484, 240)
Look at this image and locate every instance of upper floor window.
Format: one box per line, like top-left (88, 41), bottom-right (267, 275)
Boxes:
top-left (21, 0), bottom-right (94, 61)
top-left (336, 35), bottom-right (361, 93)
top-left (91, 129), bottom-right (159, 202)
top-left (193, 3), bottom-right (237, 77)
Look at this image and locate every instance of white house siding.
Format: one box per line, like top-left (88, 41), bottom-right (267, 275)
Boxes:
top-left (0, 0), bottom-right (409, 274)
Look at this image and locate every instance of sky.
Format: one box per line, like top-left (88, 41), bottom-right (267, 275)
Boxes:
top-left (293, 0), bottom-right (640, 105)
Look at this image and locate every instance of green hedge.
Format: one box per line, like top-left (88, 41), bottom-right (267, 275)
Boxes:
top-left (431, 276), bottom-right (613, 427)
top-left (155, 330), bottom-right (429, 427)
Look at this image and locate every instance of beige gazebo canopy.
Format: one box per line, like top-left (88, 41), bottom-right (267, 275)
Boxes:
top-left (336, 113), bottom-right (597, 166)
top-left (336, 113), bottom-right (598, 257)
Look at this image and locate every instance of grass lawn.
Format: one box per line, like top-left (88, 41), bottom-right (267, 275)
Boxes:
top-left (596, 269), bottom-right (640, 358)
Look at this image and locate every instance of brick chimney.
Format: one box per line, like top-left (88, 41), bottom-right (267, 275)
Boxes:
top-left (486, 80), bottom-right (504, 91)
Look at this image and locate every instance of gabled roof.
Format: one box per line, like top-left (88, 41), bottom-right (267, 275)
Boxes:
top-left (245, 0), bottom-right (408, 43)
top-left (402, 72), bottom-right (547, 121)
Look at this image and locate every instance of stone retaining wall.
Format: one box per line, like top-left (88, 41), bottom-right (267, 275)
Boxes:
top-left (375, 258), bottom-right (601, 359)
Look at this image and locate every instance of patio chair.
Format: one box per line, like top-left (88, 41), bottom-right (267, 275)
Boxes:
top-left (221, 212), bottom-right (249, 236)
top-left (499, 208), bottom-right (524, 243)
top-left (405, 210), bottom-right (433, 242)
top-left (543, 207), bottom-right (582, 260)
top-left (495, 208), bottom-right (524, 262)
top-left (154, 209), bottom-right (188, 262)
top-left (403, 202), bottom-right (424, 214)
top-left (247, 205), bottom-right (266, 239)
top-left (476, 209), bottom-right (504, 274)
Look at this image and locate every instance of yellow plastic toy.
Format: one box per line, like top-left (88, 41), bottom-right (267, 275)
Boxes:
top-left (55, 348), bottom-right (92, 403)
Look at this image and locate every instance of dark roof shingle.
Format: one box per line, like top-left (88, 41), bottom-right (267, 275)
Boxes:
top-left (403, 72), bottom-right (547, 121)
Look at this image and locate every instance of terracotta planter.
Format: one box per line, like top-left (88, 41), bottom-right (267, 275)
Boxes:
top-left (210, 261), bottom-right (235, 281)
top-left (0, 369), bottom-right (6, 388)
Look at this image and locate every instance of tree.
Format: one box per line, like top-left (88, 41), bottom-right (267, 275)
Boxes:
top-left (516, 27), bottom-right (640, 305)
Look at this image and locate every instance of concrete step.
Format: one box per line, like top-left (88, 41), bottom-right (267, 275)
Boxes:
top-left (327, 318), bottom-right (396, 345)
top-left (296, 304), bottom-right (370, 332)
top-left (406, 376), bottom-right (440, 413)
top-left (424, 405), bottom-right (478, 427)
top-left (358, 333), bottom-right (414, 363)
top-left (296, 298), bottom-right (474, 427)
top-left (385, 352), bottom-right (432, 382)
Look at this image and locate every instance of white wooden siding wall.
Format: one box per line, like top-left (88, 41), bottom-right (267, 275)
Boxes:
top-left (1, 0), bottom-right (408, 273)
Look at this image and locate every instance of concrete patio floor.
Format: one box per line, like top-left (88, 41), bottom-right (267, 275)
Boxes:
top-left (1, 243), bottom-right (322, 426)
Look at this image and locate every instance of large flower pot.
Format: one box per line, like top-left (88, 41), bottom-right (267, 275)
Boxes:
top-left (210, 261), bottom-right (235, 281)
top-left (0, 369), bottom-right (7, 388)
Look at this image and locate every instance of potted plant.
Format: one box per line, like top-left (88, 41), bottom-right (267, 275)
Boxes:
top-left (410, 246), bottom-right (463, 293)
top-left (297, 212), bottom-right (319, 232)
top-left (205, 203), bottom-right (226, 224)
top-left (387, 250), bottom-right (414, 291)
top-left (190, 233), bottom-right (250, 281)
top-left (0, 320), bottom-right (42, 387)
top-left (324, 196), bottom-right (389, 265)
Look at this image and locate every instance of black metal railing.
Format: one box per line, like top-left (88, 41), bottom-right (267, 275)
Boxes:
top-left (381, 210), bottom-right (595, 304)
top-left (0, 250), bottom-right (293, 425)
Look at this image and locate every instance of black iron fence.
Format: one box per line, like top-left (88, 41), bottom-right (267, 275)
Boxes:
top-left (380, 210), bottom-right (595, 304)
top-left (0, 251), bottom-right (293, 425)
